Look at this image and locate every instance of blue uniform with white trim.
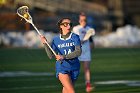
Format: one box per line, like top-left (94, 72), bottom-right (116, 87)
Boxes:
top-left (51, 33), bottom-right (81, 82)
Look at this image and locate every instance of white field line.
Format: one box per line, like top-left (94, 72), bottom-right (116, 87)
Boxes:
top-left (0, 72), bottom-right (140, 90)
top-left (0, 71), bottom-right (54, 77)
top-left (0, 85), bottom-right (59, 90)
top-left (95, 80), bottom-right (140, 86)
top-left (0, 80), bottom-right (140, 90)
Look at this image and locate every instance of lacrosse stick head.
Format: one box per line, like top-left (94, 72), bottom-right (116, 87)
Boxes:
top-left (17, 6), bottom-right (33, 24)
top-left (88, 28), bottom-right (95, 36)
top-left (83, 28), bottom-right (95, 41)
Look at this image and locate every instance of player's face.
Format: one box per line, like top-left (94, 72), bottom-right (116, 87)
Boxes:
top-left (79, 15), bottom-right (87, 27)
top-left (60, 19), bottom-right (72, 35)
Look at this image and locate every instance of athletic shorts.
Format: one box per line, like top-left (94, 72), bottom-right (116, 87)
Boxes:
top-left (56, 70), bottom-right (80, 83)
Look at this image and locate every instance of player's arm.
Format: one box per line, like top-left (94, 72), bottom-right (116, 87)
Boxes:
top-left (63, 45), bottom-right (82, 59)
top-left (40, 35), bottom-right (54, 59)
top-left (44, 44), bottom-right (54, 59)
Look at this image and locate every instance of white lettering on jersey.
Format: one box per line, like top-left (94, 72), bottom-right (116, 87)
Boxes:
top-left (58, 42), bottom-right (75, 48)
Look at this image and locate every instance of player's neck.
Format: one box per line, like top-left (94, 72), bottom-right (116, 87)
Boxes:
top-left (62, 30), bottom-right (70, 35)
top-left (61, 32), bottom-right (71, 39)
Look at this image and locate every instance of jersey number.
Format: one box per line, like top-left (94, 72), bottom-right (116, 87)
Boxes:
top-left (64, 49), bottom-right (72, 55)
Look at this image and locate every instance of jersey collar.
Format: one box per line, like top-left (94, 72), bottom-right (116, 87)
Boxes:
top-left (60, 32), bottom-right (73, 40)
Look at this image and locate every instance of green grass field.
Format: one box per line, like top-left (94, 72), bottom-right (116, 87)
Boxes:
top-left (0, 48), bottom-right (140, 93)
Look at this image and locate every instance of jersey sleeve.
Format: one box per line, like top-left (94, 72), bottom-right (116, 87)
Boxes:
top-left (44, 44), bottom-right (54, 59)
top-left (73, 34), bottom-right (81, 47)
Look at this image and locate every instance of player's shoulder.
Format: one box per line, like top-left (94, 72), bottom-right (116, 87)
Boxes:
top-left (73, 25), bottom-right (81, 28)
top-left (71, 32), bottom-right (79, 38)
top-left (73, 25), bottom-right (81, 29)
top-left (72, 25), bottom-right (82, 34)
top-left (71, 32), bottom-right (78, 36)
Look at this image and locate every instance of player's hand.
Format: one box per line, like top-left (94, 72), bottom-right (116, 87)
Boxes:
top-left (55, 55), bottom-right (64, 61)
top-left (40, 35), bottom-right (47, 44)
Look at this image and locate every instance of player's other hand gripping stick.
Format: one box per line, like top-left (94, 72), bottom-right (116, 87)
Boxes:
top-left (55, 55), bottom-right (64, 61)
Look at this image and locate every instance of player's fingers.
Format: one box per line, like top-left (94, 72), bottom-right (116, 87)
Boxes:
top-left (55, 55), bottom-right (63, 61)
top-left (55, 55), bottom-right (60, 60)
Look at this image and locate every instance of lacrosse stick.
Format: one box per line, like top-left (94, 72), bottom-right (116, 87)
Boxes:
top-left (17, 6), bottom-right (58, 59)
top-left (83, 28), bottom-right (95, 41)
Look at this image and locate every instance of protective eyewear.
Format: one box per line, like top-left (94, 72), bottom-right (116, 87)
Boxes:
top-left (60, 22), bottom-right (72, 27)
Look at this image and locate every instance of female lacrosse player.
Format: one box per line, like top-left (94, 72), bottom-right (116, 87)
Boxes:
top-left (40, 18), bottom-right (81, 93)
top-left (73, 12), bottom-right (95, 92)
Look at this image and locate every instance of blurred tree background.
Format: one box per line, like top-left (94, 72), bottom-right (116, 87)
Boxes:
top-left (0, 0), bottom-right (140, 48)
top-left (0, 0), bottom-right (139, 33)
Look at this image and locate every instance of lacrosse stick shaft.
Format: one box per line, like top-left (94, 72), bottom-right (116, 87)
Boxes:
top-left (31, 23), bottom-right (57, 56)
top-left (31, 23), bottom-right (41, 35)
top-left (32, 23), bottom-right (62, 64)
top-left (45, 40), bottom-right (57, 56)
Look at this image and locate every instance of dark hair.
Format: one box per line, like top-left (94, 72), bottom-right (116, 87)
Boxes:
top-left (79, 12), bottom-right (86, 16)
top-left (57, 17), bottom-right (71, 34)
top-left (57, 17), bottom-right (71, 26)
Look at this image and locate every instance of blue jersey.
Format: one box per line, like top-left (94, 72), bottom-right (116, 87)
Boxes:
top-left (51, 33), bottom-right (81, 71)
